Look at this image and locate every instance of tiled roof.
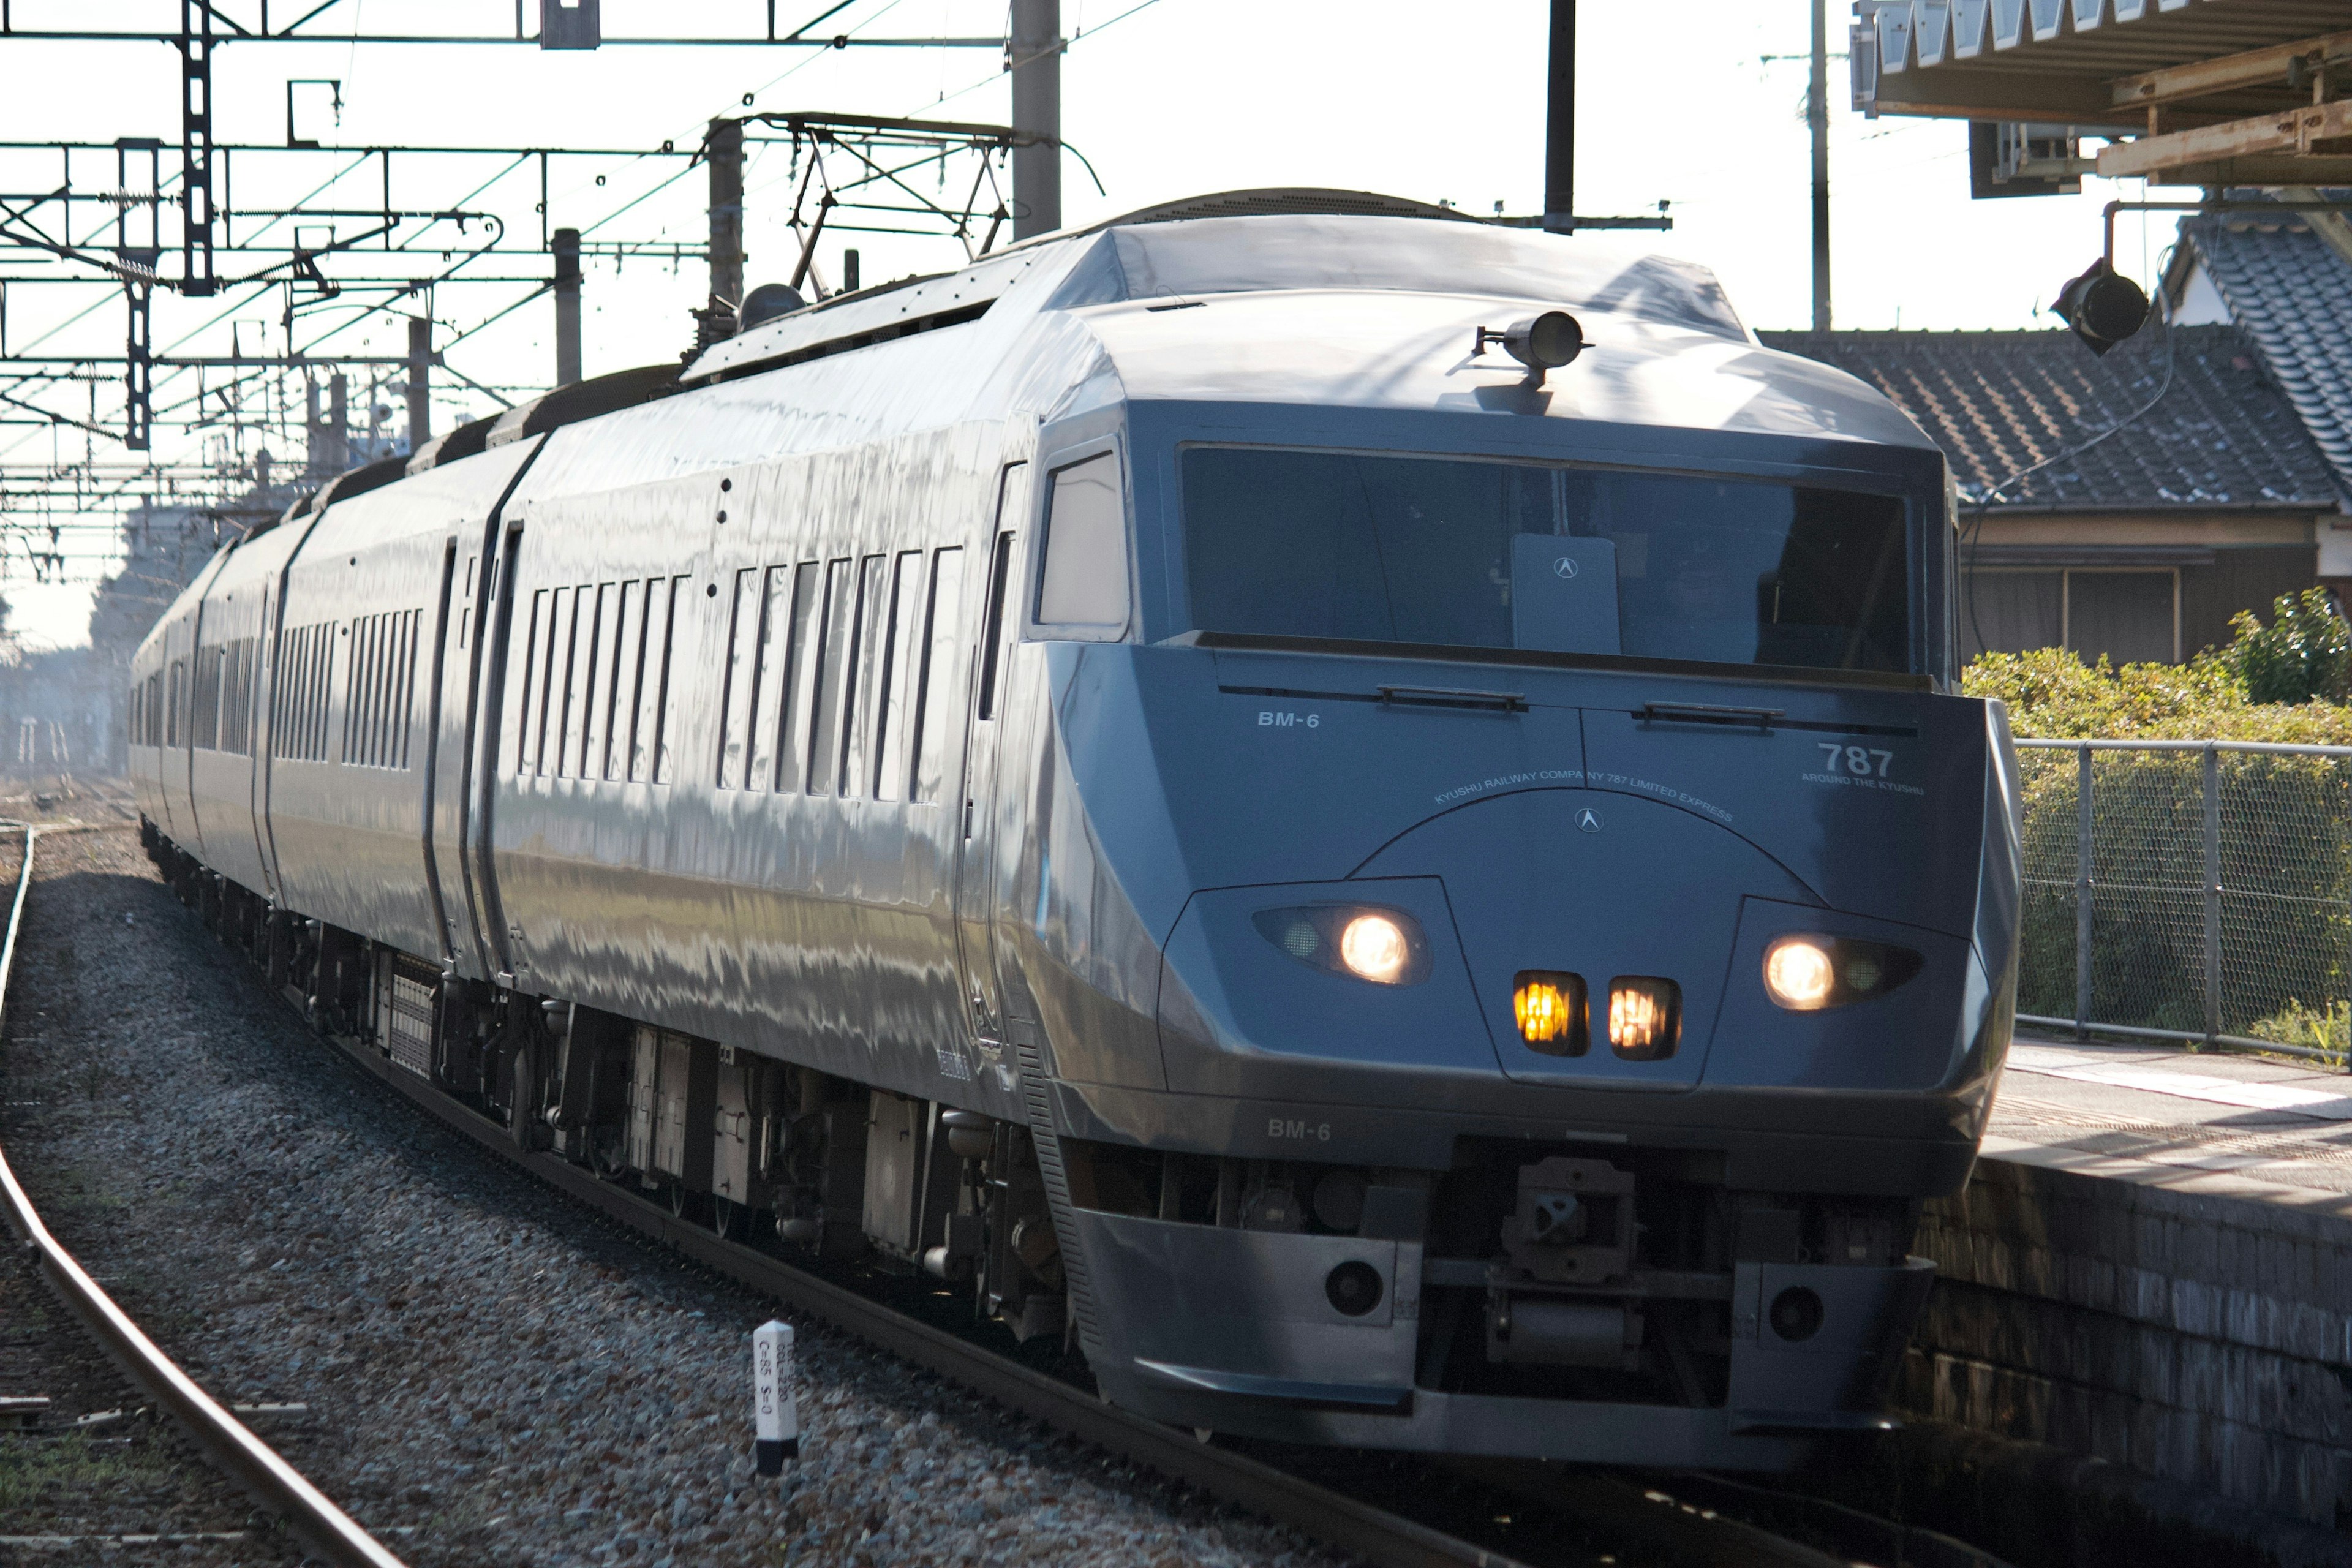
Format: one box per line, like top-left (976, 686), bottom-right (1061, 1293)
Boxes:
top-left (2179, 213), bottom-right (2352, 497)
top-left (1757, 324), bottom-right (2340, 513)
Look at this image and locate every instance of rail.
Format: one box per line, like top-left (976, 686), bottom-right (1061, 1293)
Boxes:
top-left (2012, 736), bottom-right (2352, 1063)
top-left (0, 824), bottom-right (409, 1568)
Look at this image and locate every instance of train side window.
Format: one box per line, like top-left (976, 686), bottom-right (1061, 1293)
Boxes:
top-left (1034, 452), bottom-right (1128, 633)
top-left (191, 644), bottom-right (221, 752)
top-left (559, 584), bottom-right (595, 778)
top-left (872, 551), bottom-right (925, 801)
top-left (537, 587), bottom-right (569, 777)
top-left (516, 590), bottom-right (546, 775)
top-left (578, 584), bottom-right (613, 781)
top-left (748, 564), bottom-right (802, 792)
top-left (368, 616), bottom-right (386, 764)
top-left (769, 563), bottom-right (821, 793)
top-left (348, 616), bottom-right (372, 766)
top-left (911, 546), bottom-right (966, 803)
top-left (717, 567), bottom-right (763, 789)
top-left (627, 578), bottom-right (662, 783)
top-left (606, 578), bottom-right (644, 782)
top-left (394, 609), bottom-right (420, 768)
top-left (805, 558), bottom-right (856, 796)
top-left (975, 530), bottom-right (1015, 721)
top-left (646, 575), bottom-right (687, 786)
top-left (840, 554), bottom-right (890, 798)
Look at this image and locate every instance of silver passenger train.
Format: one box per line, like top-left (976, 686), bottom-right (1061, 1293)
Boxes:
top-left (131, 190), bottom-right (2021, 1469)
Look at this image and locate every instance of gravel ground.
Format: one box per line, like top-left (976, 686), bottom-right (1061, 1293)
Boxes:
top-left (0, 826), bottom-right (1352, 1568)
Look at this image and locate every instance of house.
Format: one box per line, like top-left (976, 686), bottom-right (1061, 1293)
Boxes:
top-left (1761, 315), bottom-right (2343, 665)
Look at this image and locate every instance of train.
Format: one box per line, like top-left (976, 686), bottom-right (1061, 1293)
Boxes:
top-left (130, 189), bottom-right (2022, 1469)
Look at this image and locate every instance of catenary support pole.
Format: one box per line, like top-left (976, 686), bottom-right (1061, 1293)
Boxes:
top-left (1010, 0), bottom-right (1061, 239)
top-left (1544, 0), bottom-right (1574, 232)
top-left (405, 315), bottom-right (432, 447)
top-left (698, 119), bottom-right (745, 350)
top-left (552, 228), bottom-right (582, 388)
top-left (1809, 0), bottom-right (1832, 331)
top-left (326, 372), bottom-right (349, 475)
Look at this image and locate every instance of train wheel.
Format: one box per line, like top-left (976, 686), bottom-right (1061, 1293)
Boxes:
top-left (709, 1196), bottom-right (745, 1242)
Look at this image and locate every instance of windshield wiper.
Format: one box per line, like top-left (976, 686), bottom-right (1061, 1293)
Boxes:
top-left (1637, 701), bottom-right (1785, 729)
top-left (1379, 684), bottom-right (1527, 714)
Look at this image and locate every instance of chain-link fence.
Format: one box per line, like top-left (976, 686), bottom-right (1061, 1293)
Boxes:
top-left (2016, 739), bottom-right (2352, 1062)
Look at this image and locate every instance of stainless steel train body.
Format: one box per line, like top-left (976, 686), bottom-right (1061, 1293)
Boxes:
top-left (129, 198), bottom-right (2022, 1469)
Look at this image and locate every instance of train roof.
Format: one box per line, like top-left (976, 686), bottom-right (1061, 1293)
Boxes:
top-left (252, 192), bottom-right (1934, 530)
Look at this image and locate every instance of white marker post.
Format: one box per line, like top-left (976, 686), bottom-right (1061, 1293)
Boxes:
top-left (752, 1319), bottom-right (798, 1475)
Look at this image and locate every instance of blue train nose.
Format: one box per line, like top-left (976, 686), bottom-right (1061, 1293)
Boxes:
top-left (1155, 786), bottom-right (1821, 1102)
top-left (1355, 787), bottom-right (1817, 1089)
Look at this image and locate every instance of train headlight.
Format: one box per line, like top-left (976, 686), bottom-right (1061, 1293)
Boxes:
top-left (1512, 971), bottom-right (1588, 1055)
top-left (1761, 934), bottom-right (1924, 1011)
top-left (1763, 938), bottom-right (1836, 1010)
top-left (1607, 978), bottom-right (1681, 1060)
top-left (1340, 914), bottom-right (1410, 984)
top-left (1252, 905), bottom-right (1429, 986)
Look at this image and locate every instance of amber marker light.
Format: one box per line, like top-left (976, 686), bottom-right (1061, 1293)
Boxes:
top-left (1608, 978), bottom-right (1681, 1060)
top-left (1338, 913), bottom-right (1412, 985)
top-left (1512, 971), bottom-right (1588, 1055)
top-left (1763, 936), bottom-right (1838, 1011)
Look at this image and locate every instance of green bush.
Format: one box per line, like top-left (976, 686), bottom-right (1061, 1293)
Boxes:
top-left (2223, 587), bottom-right (2351, 706)
top-left (1964, 643), bottom-right (2352, 1052)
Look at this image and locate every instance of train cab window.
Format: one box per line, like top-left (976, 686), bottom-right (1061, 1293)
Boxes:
top-left (1034, 453), bottom-right (1129, 635)
top-left (1178, 448), bottom-right (1912, 674)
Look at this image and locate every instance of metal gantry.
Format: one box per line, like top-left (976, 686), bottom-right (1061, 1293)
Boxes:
top-left (0, 2), bottom-right (1053, 598)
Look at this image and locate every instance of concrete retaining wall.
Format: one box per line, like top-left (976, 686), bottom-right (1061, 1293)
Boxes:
top-left (1904, 1147), bottom-right (2352, 1527)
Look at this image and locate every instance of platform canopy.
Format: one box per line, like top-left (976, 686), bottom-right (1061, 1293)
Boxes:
top-left (1856, 0), bottom-right (2352, 186)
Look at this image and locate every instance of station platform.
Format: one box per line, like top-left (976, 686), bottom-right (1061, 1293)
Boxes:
top-left (1988, 1037), bottom-right (2352, 1211)
top-left (1902, 1033), bottom-right (2352, 1530)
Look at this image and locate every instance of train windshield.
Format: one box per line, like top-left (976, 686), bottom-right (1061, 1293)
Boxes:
top-left (1178, 448), bottom-right (1911, 673)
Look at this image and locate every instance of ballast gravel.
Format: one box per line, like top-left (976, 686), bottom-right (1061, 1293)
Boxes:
top-left (0, 826), bottom-right (1349, 1568)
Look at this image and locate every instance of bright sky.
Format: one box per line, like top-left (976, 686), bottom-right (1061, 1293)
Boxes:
top-left (0, 0), bottom-right (2175, 650)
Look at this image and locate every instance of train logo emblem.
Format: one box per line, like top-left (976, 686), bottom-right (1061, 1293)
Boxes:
top-left (1575, 808), bottom-right (1602, 833)
top-left (1553, 556), bottom-right (1580, 579)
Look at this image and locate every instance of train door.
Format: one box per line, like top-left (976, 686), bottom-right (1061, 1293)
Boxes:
top-left (418, 537), bottom-right (462, 970)
top-left (246, 581), bottom-right (274, 897)
top-left (256, 508), bottom-right (328, 905)
top-left (462, 516), bottom-right (526, 984)
top-left (952, 463), bottom-right (1031, 1042)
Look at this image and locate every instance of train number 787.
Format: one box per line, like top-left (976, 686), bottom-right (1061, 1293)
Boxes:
top-left (1819, 743), bottom-right (1895, 778)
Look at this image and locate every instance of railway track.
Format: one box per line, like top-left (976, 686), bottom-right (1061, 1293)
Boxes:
top-left (10, 820), bottom-right (2009, 1568)
top-left (296, 966), bottom-right (2010, 1568)
top-left (0, 824), bottom-right (405, 1566)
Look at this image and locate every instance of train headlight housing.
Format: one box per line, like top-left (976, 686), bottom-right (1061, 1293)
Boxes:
top-left (1253, 905), bottom-right (1429, 986)
top-left (1607, 978), bottom-right (1681, 1060)
top-left (1512, 971), bottom-right (1589, 1055)
top-left (1762, 934), bottom-right (1924, 1011)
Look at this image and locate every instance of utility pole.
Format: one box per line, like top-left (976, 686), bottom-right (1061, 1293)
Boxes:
top-left (1810, 0), bottom-right (1833, 331)
top-left (1544, 0), bottom-right (1575, 232)
top-left (1010, 0), bottom-right (1061, 239)
top-left (703, 118), bottom-right (745, 349)
top-left (405, 315), bottom-right (432, 448)
top-left (552, 228), bottom-right (582, 386)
